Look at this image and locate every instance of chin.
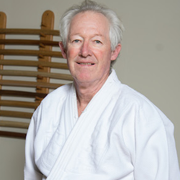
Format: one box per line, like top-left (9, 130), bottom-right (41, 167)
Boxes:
top-left (75, 75), bottom-right (93, 83)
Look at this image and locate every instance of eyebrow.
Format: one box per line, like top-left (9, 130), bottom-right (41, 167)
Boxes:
top-left (70, 33), bottom-right (103, 37)
top-left (92, 34), bottom-right (103, 37)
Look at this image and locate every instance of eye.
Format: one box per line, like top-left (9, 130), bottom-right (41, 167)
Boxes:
top-left (73, 39), bottom-right (80, 43)
top-left (95, 40), bottom-right (102, 44)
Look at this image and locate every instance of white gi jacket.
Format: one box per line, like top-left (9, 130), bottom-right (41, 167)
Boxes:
top-left (24, 69), bottom-right (180, 180)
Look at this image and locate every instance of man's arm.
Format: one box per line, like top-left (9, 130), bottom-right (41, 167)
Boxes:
top-left (24, 113), bottom-right (43, 180)
top-left (134, 104), bottom-right (180, 179)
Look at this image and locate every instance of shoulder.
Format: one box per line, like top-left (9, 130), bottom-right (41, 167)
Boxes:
top-left (37, 83), bottom-right (72, 109)
top-left (118, 84), bottom-right (152, 109)
top-left (118, 84), bottom-right (172, 126)
top-left (32, 83), bottom-right (73, 127)
top-left (43, 83), bottom-right (72, 102)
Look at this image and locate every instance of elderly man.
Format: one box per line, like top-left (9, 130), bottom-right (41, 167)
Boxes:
top-left (24, 0), bottom-right (180, 180)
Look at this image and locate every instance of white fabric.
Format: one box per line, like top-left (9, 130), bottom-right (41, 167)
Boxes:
top-left (24, 69), bottom-right (180, 180)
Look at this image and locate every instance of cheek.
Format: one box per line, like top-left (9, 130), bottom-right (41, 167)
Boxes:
top-left (67, 47), bottom-right (79, 59)
top-left (66, 48), bottom-right (79, 71)
top-left (93, 49), bottom-right (104, 59)
top-left (94, 49), bottom-right (112, 63)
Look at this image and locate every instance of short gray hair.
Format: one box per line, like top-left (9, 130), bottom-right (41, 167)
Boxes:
top-left (59, 0), bottom-right (124, 51)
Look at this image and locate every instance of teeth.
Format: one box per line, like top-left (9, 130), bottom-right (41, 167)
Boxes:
top-left (78, 62), bottom-right (94, 65)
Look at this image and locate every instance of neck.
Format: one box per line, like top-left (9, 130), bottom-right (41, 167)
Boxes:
top-left (75, 83), bottom-right (96, 117)
top-left (74, 69), bottom-right (112, 116)
top-left (75, 79), bottom-right (106, 117)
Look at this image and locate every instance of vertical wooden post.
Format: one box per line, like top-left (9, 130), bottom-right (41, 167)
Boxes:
top-left (36, 10), bottom-right (55, 101)
top-left (0, 12), bottom-right (7, 92)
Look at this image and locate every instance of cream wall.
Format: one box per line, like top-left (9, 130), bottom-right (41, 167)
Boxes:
top-left (0, 0), bottom-right (180, 179)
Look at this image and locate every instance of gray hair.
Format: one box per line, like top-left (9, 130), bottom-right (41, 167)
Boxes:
top-left (59, 0), bottom-right (124, 51)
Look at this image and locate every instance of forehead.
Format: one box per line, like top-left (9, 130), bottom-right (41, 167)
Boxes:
top-left (69, 11), bottom-right (110, 36)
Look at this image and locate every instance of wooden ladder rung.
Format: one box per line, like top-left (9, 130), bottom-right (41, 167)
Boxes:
top-left (0, 80), bottom-right (62, 89)
top-left (0, 39), bottom-right (59, 46)
top-left (0, 120), bottom-right (29, 129)
top-left (0, 49), bottom-right (63, 57)
top-left (0, 28), bottom-right (59, 36)
top-left (0, 131), bottom-right (26, 139)
top-left (0, 60), bottom-right (69, 69)
top-left (0, 110), bottom-right (32, 118)
top-left (0, 90), bottom-right (47, 98)
top-left (0, 100), bottom-right (39, 108)
top-left (0, 70), bottom-right (73, 80)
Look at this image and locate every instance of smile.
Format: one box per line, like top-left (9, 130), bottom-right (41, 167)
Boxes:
top-left (77, 62), bottom-right (95, 65)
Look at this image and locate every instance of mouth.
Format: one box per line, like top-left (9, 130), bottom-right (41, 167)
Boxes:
top-left (77, 62), bottom-right (95, 66)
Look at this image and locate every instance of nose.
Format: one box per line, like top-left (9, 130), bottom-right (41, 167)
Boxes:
top-left (79, 41), bottom-right (91, 58)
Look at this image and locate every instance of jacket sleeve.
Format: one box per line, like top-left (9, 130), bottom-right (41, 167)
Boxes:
top-left (133, 102), bottom-right (180, 180)
top-left (24, 109), bottom-right (43, 180)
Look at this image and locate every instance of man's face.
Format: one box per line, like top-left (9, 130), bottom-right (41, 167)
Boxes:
top-left (60, 11), bottom-right (121, 86)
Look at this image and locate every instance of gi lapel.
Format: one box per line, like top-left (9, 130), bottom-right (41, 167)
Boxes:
top-left (46, 70), bottom-right (121, 180)
top-left (36, 83), bottom-right (77, 176)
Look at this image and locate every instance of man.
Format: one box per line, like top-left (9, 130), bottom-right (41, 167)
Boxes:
top-left (24, 0), bottom-right (180, 179)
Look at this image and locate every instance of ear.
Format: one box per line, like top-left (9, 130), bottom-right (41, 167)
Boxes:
top-left (59, 41), bottom-right (67, 59)
top-left (110, 44), bottom-right (121, 61)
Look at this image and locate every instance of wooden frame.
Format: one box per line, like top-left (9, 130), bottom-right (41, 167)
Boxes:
top-left (0, 10), bottom-right (72, 139)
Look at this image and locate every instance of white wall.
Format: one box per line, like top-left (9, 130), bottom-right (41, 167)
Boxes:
top-left (0, 0), bottom-right (180, 179)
